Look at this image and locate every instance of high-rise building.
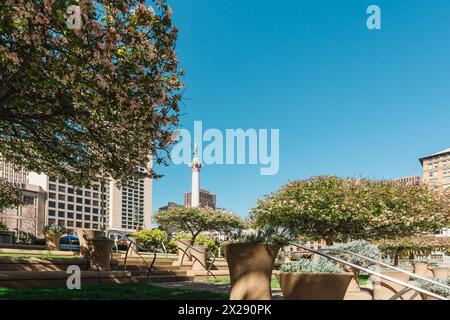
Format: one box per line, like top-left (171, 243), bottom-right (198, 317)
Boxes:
top-left (419, 148), bottom-right (450, 189)
top-left (106, 174), bottom-right (152, 232)
top-left (184, 189), bottom-right (216, 209)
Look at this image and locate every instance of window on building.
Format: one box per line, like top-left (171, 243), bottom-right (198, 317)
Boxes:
top-left (58, 211), bottom-right (65, 218)
top-left (58, 194), bottom-right (65, 201)
top-left (76, 214), bottom-right (82, 220)
top-left (49, 192), bottom-right (56, 199)
top-left (84, 223), bottom-right (91, 228)
top-left (58, 186), bottom-right (66, 193)
top-left (48, 218), bottom-right (56, 225)
top-left (49, 201), bottom-right (56, 208)
top-left (67, 212), bottom-right (74, 219)
top-left (49, 210), bottom-right (56, 217)
top-left (76, 205), bottom-right (82, 212)
top-left (68, 187), bottom-right (74, 194)
top-left (49, 184), bottom-right (56, 191)
top-left (68, 196), bottom-right (74, 202)
top-left (58, 203), bottom-right (65, 209)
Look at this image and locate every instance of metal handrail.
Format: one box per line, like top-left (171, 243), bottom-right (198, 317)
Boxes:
top-left (107, 230), bottom-right (157, 281)
top-left (170, 237), bottom-right (217, 281)
top-left (289, 242), bottom-right (448, 300)
top-left (324, 247), bottom-right (450, 291)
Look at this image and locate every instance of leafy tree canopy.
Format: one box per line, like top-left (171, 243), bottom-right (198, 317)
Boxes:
top-left (0, 0), bottom-right (183, 187)
top-left (155, 207), bottom-right (244, 241)
top-left (250, 176), bottom-right (450, 243)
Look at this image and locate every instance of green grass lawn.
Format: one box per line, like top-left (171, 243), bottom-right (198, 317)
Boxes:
top-left (0, 282), bottom-right (228, 300)
top-left (207, 276), bottom-right (281, 289)
top-left (0, 253), bottom-right (77, 259)
top-left (208, 275), bottom-right (370, 288)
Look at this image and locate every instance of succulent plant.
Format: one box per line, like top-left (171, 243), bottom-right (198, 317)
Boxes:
top-left (236, 226), bottom-right (296, 245)
top-left (43, 224), bottom-right (65, 235)
top-left (416, 276), bottom-right (450, 297)
top-left (327, 240), bottom-right (380, 267)
top-left (279, 258), bottom-right (343, 273)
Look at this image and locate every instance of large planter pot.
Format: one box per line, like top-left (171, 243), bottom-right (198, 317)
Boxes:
top-left (76, 229), bottom-right (104, 258)
top-left (413, 262), bottom-right (433, 277)
top-left (345, 267), bottom-right (361, 293)
top-left (276, 271), bottom-right (353, 300)
top-left (372, 271), bottom-right (410, 300)
top-left (431, 268), bottom-right (450, 280)
top-left (177, 239), bottom-right (193, 265)
top-left (419, 293), bottom-right (439, 301)
top-left (223, 242), bottom-right (281, 300)
top-left (45, 231), bottom-right (61, 251)
top-left (191, 246), bottom-right (209, 270)
top-left (89, 239), bottom-right (115, 271)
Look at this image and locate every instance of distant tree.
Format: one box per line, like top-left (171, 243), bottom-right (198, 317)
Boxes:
top-left (0, 179), bottom-right (24, 211)
top-left (0, 0), bottom-right (183, 188)
top-left (251, 176), bottom-right (450, 244)
top-left (155, 207), bottom-right (244, 242)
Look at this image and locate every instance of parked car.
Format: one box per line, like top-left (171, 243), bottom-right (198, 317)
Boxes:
top-left (59, 235), bottom-right (80, 251)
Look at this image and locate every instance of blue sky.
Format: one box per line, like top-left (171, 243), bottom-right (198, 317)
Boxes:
top-left (152, 0), bottom-right (450, 218)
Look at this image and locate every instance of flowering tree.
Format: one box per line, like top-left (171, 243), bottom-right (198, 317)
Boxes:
top-left (155, 207), bottom-right (244, 242)
top-left (0, 0), bottom-right (183, 192)
top-left (251, 176), bottom-right (450, 244)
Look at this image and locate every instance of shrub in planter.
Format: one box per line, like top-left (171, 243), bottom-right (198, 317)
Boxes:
top-left (0, 222), bottom-right (8, 231)
top-left (194, 234), bottom-right (220, 256)
top-left (416, 276), bottom-right (450, 300)
top-left (276, 258), bottom-right (352, 300)
top-left (89, 236), bottom-right (115, 271)
top-left (223, 227), bottom-right (293, 300)
top-left (328, 240), bottom-right (380, 291)
top-left (43, 224), bottom-right (65, 250)
top-left (133, 229), bottom-right (168, 249)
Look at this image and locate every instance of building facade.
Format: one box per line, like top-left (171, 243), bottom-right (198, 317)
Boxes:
top-left (28, 173), bottom-right (108, 234)
top-left (419, 148), bottom-right (450, 189)
top-left (0, 160), bottom-right (46, 239)
top-left (184, 189), bottom-right (216, 209)
top-left (106, 175), bottom-right (152, 232)
top-left (392, 176), bottom-right (422, 187)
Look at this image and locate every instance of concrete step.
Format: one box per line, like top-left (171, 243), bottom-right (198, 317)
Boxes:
top-left (0, 257), bottom-right (90, 272)
top-left (0, 269), bottom-right (195, 288)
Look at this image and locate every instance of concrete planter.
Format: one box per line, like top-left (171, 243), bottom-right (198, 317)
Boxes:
top-left (191, 246), bottom-right (209, 270)
top-left (177, 239), bottom-right (193, 265)
top-left (431, 268), bottom-right (450, 280)
top-left (89, 239), bottom-right (114, 271)
top-left (413, 262), bottom-right (433, 277)
top-left (276, 271), bottom-right (352, 300)
top-left (76, 229), bottom-right (104, 258)
top-left (44, 232), bottom-right (61, 251)
top-left (223, 242), bottom-right (280, 300)
top-left (372, 270), bottom-right (410, 300)
top-left (419, 293), bottom-right (438, 301)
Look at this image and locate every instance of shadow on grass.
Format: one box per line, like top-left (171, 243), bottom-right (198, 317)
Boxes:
top-left (0, 282), bottom-right (229, 300)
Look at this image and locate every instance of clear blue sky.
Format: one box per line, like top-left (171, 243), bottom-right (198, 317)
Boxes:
top-left (152, 0), bottom-right (450, 218)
